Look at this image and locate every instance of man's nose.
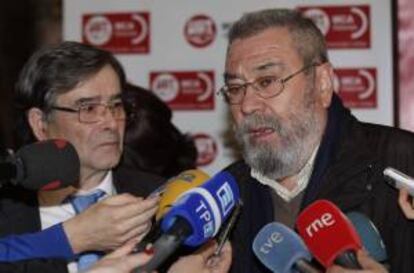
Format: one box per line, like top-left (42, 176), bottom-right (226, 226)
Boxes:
top-left (240, 86), bottom-right (265, 115)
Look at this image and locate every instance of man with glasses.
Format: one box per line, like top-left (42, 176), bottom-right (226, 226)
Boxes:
top-left (0, 41), bottom-right (164, 273)
top-left (221, 9), bottom-right (414, 273)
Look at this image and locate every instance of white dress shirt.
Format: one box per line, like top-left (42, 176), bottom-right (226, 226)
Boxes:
top-left (251, 145), bottom-right (319, 202)
top-left (38, 171), bottom-right (116, 273)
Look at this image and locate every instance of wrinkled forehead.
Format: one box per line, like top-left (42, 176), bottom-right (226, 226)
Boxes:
top-left (224, 28), bottom-right (302, 79)
top-left (54, 66), bottom-right (122, 106)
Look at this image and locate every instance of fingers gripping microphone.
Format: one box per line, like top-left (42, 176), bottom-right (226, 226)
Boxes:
top-left (0, 139), bottom-right (80, 191)
top-left (383, 167), bottom-right (414, 196)
top-left (346, 212), bottom-right (387, 263)
top-left (296, 200), bottom-right (362, 269)
top-left (252, 223), bottom-right (321, 273)
top-left (135, 171), bottom-right (240, 273)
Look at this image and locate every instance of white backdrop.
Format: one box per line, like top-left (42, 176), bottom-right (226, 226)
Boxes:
top-left (64, 0), bottom-right (395, 175)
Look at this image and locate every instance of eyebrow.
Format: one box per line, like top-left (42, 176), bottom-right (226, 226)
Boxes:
top-left (72, 93), bottom-right (123, 106)
top-left (223, 61), bottom-right (284, 82)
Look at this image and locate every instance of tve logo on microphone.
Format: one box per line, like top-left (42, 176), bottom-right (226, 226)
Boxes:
top-left (258, 231), bottom-right (284, 254)
top-left (305, 212), bottom-right (336, 238)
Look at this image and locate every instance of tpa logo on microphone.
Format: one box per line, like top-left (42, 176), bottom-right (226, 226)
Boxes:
top-left (299, 5), bottom-right (370, 48)
top-left (333, 68), bottom-right (377, 108)
top-left (216, 182), bottom-right (235, 216)
top-left (82, 12), bottom-right (150, 53)
top-left (195, 199), bottom-right (215, 237)
top-left (150, 71), bottom-right (215, 110)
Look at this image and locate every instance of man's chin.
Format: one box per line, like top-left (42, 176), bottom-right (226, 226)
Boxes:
top-left (93, 156), bottom-right (122, 171)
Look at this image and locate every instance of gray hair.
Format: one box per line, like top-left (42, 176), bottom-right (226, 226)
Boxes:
top-left (228, 9), bottom-right (329, 65)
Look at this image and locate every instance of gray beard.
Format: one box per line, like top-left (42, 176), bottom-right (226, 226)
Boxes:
top-left (234, 96), bottom-right (321, 180)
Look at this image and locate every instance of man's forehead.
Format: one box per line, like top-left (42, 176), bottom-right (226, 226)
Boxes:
top-left (223, 61), bottom-right (285, 81)
top-left (56, 90), bottom-right (122, 105)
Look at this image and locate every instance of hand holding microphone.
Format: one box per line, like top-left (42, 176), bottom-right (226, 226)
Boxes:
top-left (296, 200), bottom-right (389, 273)
top-left (326, 250), bottom-right (388, 273)
top-left (252, 222), bottom-right (321, 273)
top-left (167, 240), bottom-right (232, 273)
top-left (64, 193), bottom-right (160, 253)
top-left (296, 200), bottom-right (363, 269)
top-left (134, 169), bottom-right (210, 253)
top-left (346, 212), bottom-right (387, 264)
top-left (135, 170), bottom-right (240, 273)
top-left (384, 167), bottom-right (414, 219)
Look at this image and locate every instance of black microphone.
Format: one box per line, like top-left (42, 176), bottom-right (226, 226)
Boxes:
top-left (0, 139), bottom-right (80, 190)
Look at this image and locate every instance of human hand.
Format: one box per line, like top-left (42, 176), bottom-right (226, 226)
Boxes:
top-left (326, 250), bottom-right (388, 273)
top-left (64, 193), bottom-right (159, 253)
top-left (87, 241), bottom-right (153, 273)
top-left (167, 240), bottom-right (232, 273)
top-left (398, 188), bottom-right (414, 219)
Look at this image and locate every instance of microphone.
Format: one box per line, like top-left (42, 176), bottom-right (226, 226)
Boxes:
top-left (252, 222), bottom-right (321, 273)
top-left (346, 212), bottom-right (387, 263)
top-left (135, 170), bottom-right (240, 273)
top-left (134, 169), bottom-right (210, 253)
top-left (296, 200), bottom-right (362, 269)
top-left (0, 139), bottom-right (80, 191)
top-left (383, 167), bottom-right (414, 196)
top-left (155, 169), bottom-right (210, 220)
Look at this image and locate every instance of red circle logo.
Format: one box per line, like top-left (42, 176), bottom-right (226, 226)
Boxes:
top-left (192, 133), bottom-right (217, 166)
top-left (184, 14), bottom-right (216, 48)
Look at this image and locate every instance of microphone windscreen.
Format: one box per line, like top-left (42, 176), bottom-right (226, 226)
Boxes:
top-left (296, 200), bottom-right (362, 268)
top-left (253, 222), bottom-right (312, 273)
top-left (156, 169), bottom-right (210, 220)
top-left (161, 171), bottom-right (240, 246)
top-left (16, 139), bottom-right (80, 190)
top-left (346, 212), bottom-right (387, 262)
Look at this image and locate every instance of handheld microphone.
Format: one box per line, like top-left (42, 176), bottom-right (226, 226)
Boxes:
top-left (252, 222), bottom-right (321, 273)
top-left (134, 169), bottom-right (210, 253)
top-left (155, 169), bottom-right (210, 220)
top-left (0, 139), bottom-right (80, 191)
top-left (296, 200), bottom-right (362, 269)
top-left (383, 167), bottom-right (414, 196)
top-left (346, 212), bottom-right (387, 263)
top-left (134, 171), bottom-right (240, 273)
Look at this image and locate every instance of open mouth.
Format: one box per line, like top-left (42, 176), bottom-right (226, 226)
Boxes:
top-left (248, 127), bottom-right (276, 140)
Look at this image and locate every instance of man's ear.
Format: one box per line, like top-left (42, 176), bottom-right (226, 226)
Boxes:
top-left (316, 62), bottom-right (335, 108)
top-left (27, 108), bottom-right (49, 141)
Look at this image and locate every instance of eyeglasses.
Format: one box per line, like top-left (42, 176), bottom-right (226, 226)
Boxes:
top-left (219, 63), bottom-right (321, 105)
top-left (49, 100), bottom-right (126, 124)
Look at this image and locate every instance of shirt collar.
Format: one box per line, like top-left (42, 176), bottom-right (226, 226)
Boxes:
top-left (39, 171), bottom-right (116, 206)
top-left (74, 171), bottom-right (115, 197)
top-left (251, 144), bottom-right (319, 202)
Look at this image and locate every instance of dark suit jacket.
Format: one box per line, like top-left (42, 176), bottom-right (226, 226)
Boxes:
top-left (0, 167), bottom-right (165, 273)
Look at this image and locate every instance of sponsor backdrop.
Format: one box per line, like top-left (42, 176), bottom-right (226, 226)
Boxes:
top-left (64, 0), bottom-right (394, 175)
top-left (399, 0), bottom-right (414, 132)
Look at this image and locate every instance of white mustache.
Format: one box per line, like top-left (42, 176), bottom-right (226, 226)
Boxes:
top-left (237, 115), bottom-right (282, 135)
